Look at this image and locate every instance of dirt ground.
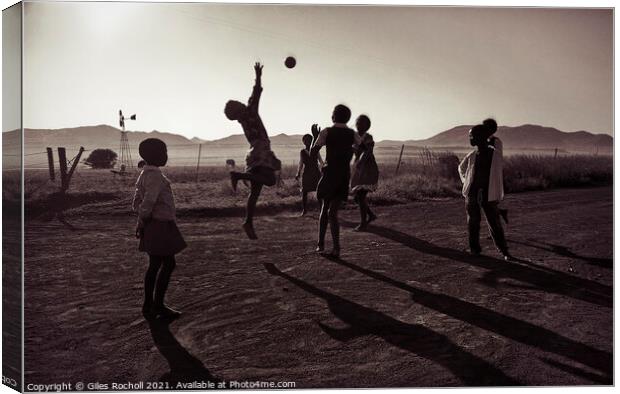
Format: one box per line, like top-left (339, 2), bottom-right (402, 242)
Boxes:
top-left (23, 187), bottom-right (612, 388)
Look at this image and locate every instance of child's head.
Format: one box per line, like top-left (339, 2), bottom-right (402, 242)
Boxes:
top-left (469, 124), bottom-right (488, 147)
top-left (137, 160), bottom-right (146, 169)
top-left (332, 104), bottom-right (351, 124)
top-left (483, 118), bottom-right (498, 137)
top-left (356, 115), bottom-right (371, 135)
top-left (302, 134), bottom-right (313, 148)
top-left (224, 100), bottom-right (247, 121)
top-left (139, 138), bottom-right (168, 167)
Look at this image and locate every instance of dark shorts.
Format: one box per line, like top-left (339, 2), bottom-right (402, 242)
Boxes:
top-left (317, 165), bottom-right (350, 202)
top-left (139, 219), bottom-right (187, 256)
top-left (249, 166), bottom-right (277, 187)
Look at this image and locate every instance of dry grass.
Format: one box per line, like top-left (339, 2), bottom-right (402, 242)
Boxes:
top-left (4, 152), bottom-right (612, 218)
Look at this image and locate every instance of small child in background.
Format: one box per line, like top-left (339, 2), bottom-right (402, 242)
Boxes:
top-left (458, 125), bottom-right (512, 261)
top-left (295, 131), bottom-right (323, 216)
top-left (350, 115), bottom-right (379, 231)
top-left (134, 138), bottom-right (187, 319)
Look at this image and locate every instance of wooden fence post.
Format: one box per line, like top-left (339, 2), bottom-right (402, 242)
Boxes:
top-left (195, 144), bottom-right (202, 182)
top-left (395, 144), bottom-right (405, 175)
top-left (58, 147), bottom-right (68, 191)
top-left (67, 147), bottom-right (84, 181)
top-left (46, 147), bottom-right (55, 181)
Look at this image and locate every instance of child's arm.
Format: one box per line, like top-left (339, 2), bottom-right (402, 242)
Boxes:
top-left (458, 154), bottom-right (470, 184)
top-left (247, 62), bottom-right (263, 113)
top-left (295, 150), bottom-right (304, 180)
top-left (131, 173), bottom-right (143, 212)
top-left (310, 124), bottom-right (327, 156)
top-left (137, 171), bottom-right (162, 225)
top-left (317, 152), bottom-right (324, 167)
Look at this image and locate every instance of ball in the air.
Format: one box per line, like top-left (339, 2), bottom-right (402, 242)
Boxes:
top-left (285, 56), bottom-right (296, 69)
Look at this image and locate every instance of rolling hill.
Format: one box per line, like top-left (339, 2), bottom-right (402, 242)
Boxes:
top-left (377, 124), bottom-right (613, 153)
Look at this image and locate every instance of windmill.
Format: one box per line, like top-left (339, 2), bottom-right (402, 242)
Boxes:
top-left (118, 109), bottom-right (137, 173)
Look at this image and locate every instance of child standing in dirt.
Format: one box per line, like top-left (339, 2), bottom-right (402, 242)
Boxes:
top-left (224, 62), bottom-right (282, 240)
top-left (483, 118), bottom-right (508, 224)
top-left (295, 131), bottom-right (323, 216)
top-left (458, 125), bottom-right (512, 261)
top-left (350, 115), bottom-right (379, 231)
top-left (134, 138), bottom-right (186, 319)
top-left (312, 105), bottom-right (361, 257)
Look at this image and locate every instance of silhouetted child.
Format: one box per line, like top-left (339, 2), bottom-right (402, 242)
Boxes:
top-left (312, 105), bottom-right (361, 257)
top-left (483, 118), bottom-right (508, 224)
top-left (350, 115), bottom-right (379, 231)
top-left (295, 131), bottom-right (323, 216)
top-left (458, 125), bottom-right (512, 261)
top-left (224, 62), bottom-right (282, 239)
top-left (134, 138), bottom-right (187, 319)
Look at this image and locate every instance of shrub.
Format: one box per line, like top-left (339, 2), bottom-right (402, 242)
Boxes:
top-left (83, 149), bottom-right (118, 169)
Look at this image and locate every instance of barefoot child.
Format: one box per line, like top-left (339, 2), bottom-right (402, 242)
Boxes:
top-left (350, 115), bottom-right (379, 231)
top-left (295, 130), bottom-right (323, 216)
top-left (224, 62), bottom-right (282, 239)
top-left (458, 125), bottom-right (512, 261)
top-left (134, 138), bottom-right (187, 318)
top-left (312, 105), bottom-right (361, 257)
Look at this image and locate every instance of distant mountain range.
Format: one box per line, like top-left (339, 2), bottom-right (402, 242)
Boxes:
top-left (379, 124), bottom-right (613, 152)
top-left (2, 123), bottom-right (612, 167)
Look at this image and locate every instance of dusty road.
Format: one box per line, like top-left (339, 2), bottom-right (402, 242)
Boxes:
top-left (24, 187), bottom-right (612, 387)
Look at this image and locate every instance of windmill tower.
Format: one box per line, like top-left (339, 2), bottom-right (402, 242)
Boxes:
top-left (118, 109), bottom-right (136, 172)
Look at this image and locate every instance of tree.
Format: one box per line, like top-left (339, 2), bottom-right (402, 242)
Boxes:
top-left (83, 149), bottom-right (118, 169)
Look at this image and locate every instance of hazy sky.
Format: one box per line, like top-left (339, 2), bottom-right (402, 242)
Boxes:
top-left (20, 2), bottom-right (613, 140)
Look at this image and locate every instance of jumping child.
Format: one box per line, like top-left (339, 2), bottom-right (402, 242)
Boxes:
top-left (350, 115), bottom-right (379, 231)
top-left (312, 105), bottom-right (361, 257)
top-left (224, 62), bottom-right (282, 240)
top-left (295, 130), bottom-right (323, 216)
top-left (134, 138), bottom-right (187, 319)
top-left (458, 125), bottom-right (512, 261)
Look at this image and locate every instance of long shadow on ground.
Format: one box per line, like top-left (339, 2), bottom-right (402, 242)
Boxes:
top-left (346, 222), bottom-right (612, 308)
top-left (322, 256), bottom-right (612, 383)
top-left (509, 239), bottom-right (612, 269)
top-left (264, 263), bottom-right (520, 387)
top-left (147, 317), bottom-right (221, 385)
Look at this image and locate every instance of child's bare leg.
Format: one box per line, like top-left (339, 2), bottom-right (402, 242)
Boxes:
top-left (328, 199), bottom-right (341, 256)
top-left (301, 191), bottom-right (308, 215)
top-left (355, 191), bottom-right (368, 230)
top-left (243, 181), bottom-right (262, 239)
top-left (144, 255), bottom-right (162, 315)
top-left (317, 199), bottom-right (329, 251)
top-left (153, 256), bottom-right (180, 317)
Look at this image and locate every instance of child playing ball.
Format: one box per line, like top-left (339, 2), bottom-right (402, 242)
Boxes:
top-left (224, 62), bottom-right (282, 239)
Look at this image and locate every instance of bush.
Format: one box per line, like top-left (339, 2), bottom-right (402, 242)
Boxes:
top-left (83, 149), bottom-right (118, 169)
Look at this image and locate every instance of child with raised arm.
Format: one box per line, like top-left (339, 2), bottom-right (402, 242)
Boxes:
top-left (295, 130), bottom-right (323, 216)
top-left (458, 125), bottom-right (512, 261)
top-left (224, 62), bottom-right (282, 240)
top-left (312, 104), bottom-right (361, 258)
top-left (134, 138), bottom-right (187, 319)
top-left (350, 115), bottom-right (379, 231)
